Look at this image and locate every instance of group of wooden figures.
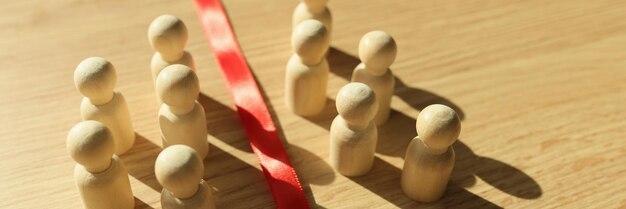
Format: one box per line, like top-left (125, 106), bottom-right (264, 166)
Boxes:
top-left (68, 15), bottom-right (213, 209)
top-left (66, 1), bottom-right (461, 208)
top-left (288, 0), bottom-right (462, 203)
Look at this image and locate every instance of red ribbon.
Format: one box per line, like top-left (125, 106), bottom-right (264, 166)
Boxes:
top-left (194, 1), bottom-right (310, 208)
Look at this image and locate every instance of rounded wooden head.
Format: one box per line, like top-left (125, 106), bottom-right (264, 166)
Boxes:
top-left (416, 104), bottom-right (461, 153)
top-left (292, 19), bottom-right (329, 65)
top-left (336, 82), bottom-right (378, 125)
top-left (156, 64), bottom-right (199, 108)
top-left (302, 0), bottom-right (327, 12)
top-left (74, 57), bottom-right (116, 104)
top-left (358, 31), bottom-right (397, 75)
top-left (66, 120), bottom-right (114, 173)
top-left (155, 145), bottom-right (203, 199)
top-left (148, 15), bottom-right (188, 61)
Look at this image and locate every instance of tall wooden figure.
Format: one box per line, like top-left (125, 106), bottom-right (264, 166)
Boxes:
top-left (155, 145), bottom-right (216, 209)
top-left (352, 31), bottom-right (397, 125)
top-left (149, 14), bottom-right (195, 104)
top-left (285, 19), bottom-right (330, 116)
top-left (67, 121), bottom-right (134, 209)
top-left (74, 57), bottom-right (134, 155)
top-left (329, 82), bottom-right (378, 176)
top-left (401, 104), bottom-right (461, 202)
top-left (156, 64), bottom-right (208, 160)
top-left (293, 0), bottom-right (332, 38)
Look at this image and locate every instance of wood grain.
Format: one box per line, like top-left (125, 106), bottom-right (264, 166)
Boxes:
top-left (1, 0), bottom-right (626, 208)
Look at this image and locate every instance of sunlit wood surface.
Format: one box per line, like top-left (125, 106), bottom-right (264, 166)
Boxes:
top-left (2, 0), bottom-right (626, 208)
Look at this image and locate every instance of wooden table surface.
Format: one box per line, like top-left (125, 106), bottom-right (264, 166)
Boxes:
top-left (2, 0), bottom-right (626, 208)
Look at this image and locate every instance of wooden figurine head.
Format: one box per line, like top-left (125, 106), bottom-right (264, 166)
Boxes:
top-left (74, 57), bottom-right (117, 105)
top-left (156, 64), bottom-right (199, 112)
top-left (292, 19), bottom-right (330, 66)
top-left (416, 104), bottom-right (461, 154)
top-left (155, 145), bottom-right (203, 199)
top-left (148, 15), bottom-right (188, 61)
top-left (336, 82), bottom-right (378, 128)
top-left (66, 120), bottom-right (115, 173)
top-left (358, 31), bottom-right (397, 76)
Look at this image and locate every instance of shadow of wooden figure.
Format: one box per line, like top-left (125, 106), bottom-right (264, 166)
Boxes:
top-left (121, 133), bottom-right (163, 192)
top-left (313, 47), bottom-right (541, 207)
top-left (198, 91), bottom-right (336, 208)
top-left (134, 197), bottom-right (155, 209)
top-left (452, 141), bottom-right (543, 199)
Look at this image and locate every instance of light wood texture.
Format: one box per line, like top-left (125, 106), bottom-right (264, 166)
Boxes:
top-left (157, 65), bottom-right (208, 160)
top-left (402, 104), bottom-right (460, 202)
top-left (352, 31), bottom-right (397, 125)
top-left (67, 121), bottom-right (134, 209)
top-left (285, 19), bottom-right (329, 116)
top-left (330, 82), bottom-right (378, 176)
top-left (75, 57), bottom-right (135, 155)
top-left (2, 0), bottom-right (626, 208)
top-left (155, 145), bottom-right (215, 209)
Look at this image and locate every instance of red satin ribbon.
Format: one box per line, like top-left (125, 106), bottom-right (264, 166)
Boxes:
top-left (194, 1), bottom-right (310, 208)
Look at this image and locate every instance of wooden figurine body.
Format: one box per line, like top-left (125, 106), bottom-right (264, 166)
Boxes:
top-left (352, 63), bottom-right (394, 125)
top-left (285, 55), bottom-right (329, 116)
top-left (156, 64), bottom-right (208, 159)
top-left (285, 19), bottom-right (330, 116)
top-left (75, 57), bottom-right (134, 155)
top-left (351, 31), bottom-right (397, 125)
top-left (329, 82), bottom-right (378, 176)
top-left (401, 104), bottom-right (461, 202)
top-left (156, 145), bottom-right (216, 209)
top-left (67, 121), bottom-right (134, 209)
top-left (292, 0), bottom-right (332, 36)
top-left (151, 51), bottom-right (195, 80)
top-left (149, 14), bottom-right (195, 103)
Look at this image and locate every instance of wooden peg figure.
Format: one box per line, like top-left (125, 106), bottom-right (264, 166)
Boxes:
top-left (156, 64), bottom-right (208, 160)
top-left (155, 145), bottom-right (216, 209)
top-left (66, 121), bottom-right (134, 209)
top-left (148, 14), bottom-right (195, 85)
top-left (293, 0), bottom-right (332, 37)
top-left (74, 57), bottom-right (135, 155)
top-left (401, 104), bottom-right (461, 202)
top-left (285, 19), bottom-right (330, 116)
top-left (330, 82), bottom-right (378, 176)
top-left (352, 31), bottom-right (397, 125)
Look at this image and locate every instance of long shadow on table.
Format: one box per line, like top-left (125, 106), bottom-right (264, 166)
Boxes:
top-left (205, 144), bottom-right (275, 209)
top-left (121, 133), bottom-right (163, 192)
top-left (199, 88), bottom-right (335, 208)
top-left (134, 197), bottom-right (155, 209)
top-left (452, 142), bottom-right (542, 199)
top-left (198, 93), bottom-right (252, 153)
top-left (350, 157), bottom-right (503, 209)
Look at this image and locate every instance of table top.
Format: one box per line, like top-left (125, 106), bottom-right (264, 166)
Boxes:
top-left (2, 0), bottom-right (625, 208)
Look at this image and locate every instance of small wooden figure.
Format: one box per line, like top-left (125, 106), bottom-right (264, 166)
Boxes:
top-left (156, 64), bottom-right (208, 160)
top-left (329, 82), bottom-right (378, 176)
top-left (401, 104), bottom-right (461, 202)
top-left (155, 145), bottom-right (216, 209)
top-left (285, 19), bottom-right (330, 116)
top-left (292, 0), bottom-right (332, 38)
top-left (351, 31), bottom-right (397, 125)
top-left (74, 57), bottom-right (134, 155)
top-left (66, 120), bottom-right (134, 209)
top-left (148, 14), bottom-right (195, 86)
